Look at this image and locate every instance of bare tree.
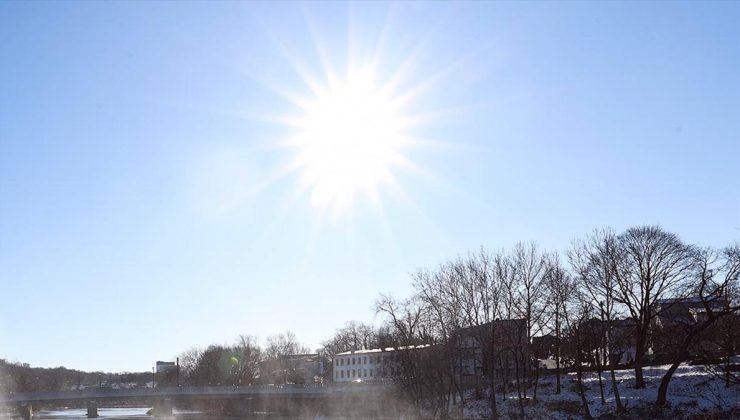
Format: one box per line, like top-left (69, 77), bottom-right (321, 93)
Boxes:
top-left (375, 294), bottom-right (428, 347)
top-left (262, 331), bottom-right (311, 384)
top-left (233, 335), bottom-right (261, 385)
top-left (264, 331), bottom-right (310, 359)
top-left (321, 321), bottom-right (379, 357)
top-left (375, 294), bottom-right (452, 418)
top-left (511, 242), bottom-right (547, 400)
top-left (498, 252), bottom-right (528, 418)
top-left (412, 263), bottom-right (466, 411)
top-left (463, 249), bottom-right (503, 419)
top-left (569, 229), bottom-right (625, 413)
top-left (655, 243), bottom-right (740, 406)
top-left (611, 225), bottom-right (695, 388)
top-left (177, 347), bottom-right (203, 385)
top-left (706, 292), bottom-right (740, 387)
top-left (564, 295), bottom-right (594, 420)
top-left (543, 253), bottom-right (576, 396)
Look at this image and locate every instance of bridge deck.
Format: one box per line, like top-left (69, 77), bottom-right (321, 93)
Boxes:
top-left (1, 384), bottom-right (391, 405)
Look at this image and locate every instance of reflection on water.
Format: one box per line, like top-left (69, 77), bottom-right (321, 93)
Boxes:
top-left (16, 407), bottom-right (343, 419)
top-left (36, 407), bottom-right (150, 418)
top-left (36, 407), bottom-right (201, 419)
top-left (33, 407), bottom-right (340, 419)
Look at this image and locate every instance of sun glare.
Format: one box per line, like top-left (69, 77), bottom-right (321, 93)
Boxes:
top-left (292, 70), bottom-right (407, 212)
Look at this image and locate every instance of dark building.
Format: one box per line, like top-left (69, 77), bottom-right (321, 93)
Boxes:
top-left (155, 361), bottom-right (177, 386)
top-left (453, 319), bottom-right (528, 388)
top-left (652, 297), bottom-right (732, 360)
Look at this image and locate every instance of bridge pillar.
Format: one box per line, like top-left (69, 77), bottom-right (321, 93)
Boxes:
top-left (87, 401), bottom-right (98, 418)
top-left (153, 398), bottom-right (173, 416)
top-left (18, 403), bottom-right (32, 420)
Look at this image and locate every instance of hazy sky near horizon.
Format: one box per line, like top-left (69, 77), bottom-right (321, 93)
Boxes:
top-left (1, 2), bottom-right (739, 372)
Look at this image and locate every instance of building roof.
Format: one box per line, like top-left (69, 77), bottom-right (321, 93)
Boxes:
top-left (657, 297), bottom-right (705, 305)
top-left (453, 318), bottom-right (527, 336)
top-left (335, 344), bottom-right (431, 356)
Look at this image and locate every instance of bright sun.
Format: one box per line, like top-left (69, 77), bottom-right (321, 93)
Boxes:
top-left (291, 70), bottom-right (407, 212)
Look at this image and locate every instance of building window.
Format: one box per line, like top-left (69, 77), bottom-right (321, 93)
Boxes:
top-left (363, 357), bottom-right (367, 364)
top-left (364, 369), bottom-right (367, 377)
top-left (341, 371), bottom-right (344, 378)
top-left (352, 369), bottom-right (355, 377)
top-left (370, 369), bottom-right (373, 377)
top-left (352, 358), bottom-right (356, 365)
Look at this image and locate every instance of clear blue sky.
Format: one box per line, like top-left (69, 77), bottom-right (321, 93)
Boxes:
top-left (1, 2), bottom-right (738, 372)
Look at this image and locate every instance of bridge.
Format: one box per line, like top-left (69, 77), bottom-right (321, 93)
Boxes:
top-left (1, 384), bottom-right (396, 419)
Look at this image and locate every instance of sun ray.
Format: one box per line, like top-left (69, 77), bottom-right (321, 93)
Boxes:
top-left (264, 32), bottom-right (327, 100)
top-left (302, 7), bottom-right (338, 90)
top-left (369, 5), bottom-right (399, 76)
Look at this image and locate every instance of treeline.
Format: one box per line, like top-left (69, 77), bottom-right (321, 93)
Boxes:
top-left (0, 332), bottom-right (315, 393)
top-left (176, 331), bottom-right (312, 386)
top-left (176, 321), bottom-right (401, 387)
top-left (365, 225), bottom-right (739, 419)
top-left (1, 332), bottom-right (317, 393)
top-left (0, 360), bottom-right (150, 393)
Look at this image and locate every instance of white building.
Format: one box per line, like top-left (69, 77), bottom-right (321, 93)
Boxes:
top-left (332, 348), bottom-right (393, 382)
top-left (332, 345), bottom-right (431, 382)
top-left (333, 347), bottom-right (410, 382)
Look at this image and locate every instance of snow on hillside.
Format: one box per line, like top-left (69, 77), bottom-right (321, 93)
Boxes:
top-left (462, 364), bottom-right (739, 419)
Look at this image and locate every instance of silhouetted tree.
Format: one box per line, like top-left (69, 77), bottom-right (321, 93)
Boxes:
top-left (321, 321), bottom-right (379, 357)
top-left (234, 335), bottom-right (261, 385)
top-left (262, 331), bottom-right (311, 384)
top-left (543, 253), bottom-right (576, 396)
top-left (569, 229), bottom-right (626, 413)
top-left (655, 243), bottom-right (740, 406)
top-left (611, 226), bottom-right (695, 388)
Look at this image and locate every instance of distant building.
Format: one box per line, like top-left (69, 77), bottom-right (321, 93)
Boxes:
top-left (452, 319), bottom-right (528, 388)
top-left (652, 297), bottom-right (731, 359)
top-left (575, 317), bottom-right (640, 366)
top-left (332, 346), bottom-right (430, 383)
top-left (155, 361), bottom-right (177, 386)
top-left (655, 297), bottom-right (728, 328)
top-left (156, 361), bottom-right (176, 373)
top-left (531, 334), bottom-right (557, 360)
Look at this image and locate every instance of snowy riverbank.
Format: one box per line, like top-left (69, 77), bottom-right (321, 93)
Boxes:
top-left (462, 364), bottom-right (738, 419)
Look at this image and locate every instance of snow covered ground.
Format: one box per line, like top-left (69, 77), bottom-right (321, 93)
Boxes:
top-left (462, 364), bottom-right (739, 419)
